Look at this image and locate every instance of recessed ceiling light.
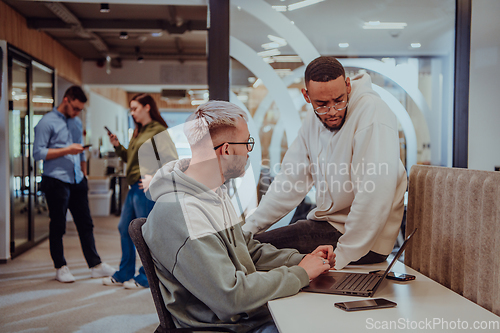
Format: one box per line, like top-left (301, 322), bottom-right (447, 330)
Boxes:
top-left (253, 78), bottom-right (263, 88)
top-left (100, 3), bottom-right (110, 13)
top-left (262, 35), bottom-right (287, 50)
top-left (257, 49), bottom-right (281, 57)
top-left (288, 0), bottom-right (324, 11)
top-left (272, 5), bottom-right (287, 12)
top-left (363, 21), bottom-right (407, 29)
top-left (262, 42), bottom-right (281, 50)
top-left (411, 43), bottom-right (422, 48)
top-left (273, 55), bottom-right (302, 63)
top-left (339, 43), bottom-right (349, 48)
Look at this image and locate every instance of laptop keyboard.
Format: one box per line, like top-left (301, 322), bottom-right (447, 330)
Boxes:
top-left (338, 273), bottom-right (378, 291)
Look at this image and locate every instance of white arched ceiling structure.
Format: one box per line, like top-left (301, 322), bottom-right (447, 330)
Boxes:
top-left (253, 66), bottom-right (306, 128)
top-left (228, 91), bottom-right (261, 215)
top-left (340, 58), bottom-right (432, 128)
top-left (229, 90), bottom-right (262, 185)
top-left (232, 0), bottom-right (320, 64)
top-left (230, 37), bottom-right (301, 146)
top-left (372, 85), bottom-right (417, 169)
top-left (231, 0), bottom-right (420, 177)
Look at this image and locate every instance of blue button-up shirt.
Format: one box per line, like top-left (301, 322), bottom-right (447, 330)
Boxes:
top-left (33, 107), bottom-right (86, 184)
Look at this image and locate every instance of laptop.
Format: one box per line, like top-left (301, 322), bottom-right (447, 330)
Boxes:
top-left (302, 228), bottom-right (417, 297)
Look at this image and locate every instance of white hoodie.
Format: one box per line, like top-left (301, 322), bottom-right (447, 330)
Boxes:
top-left (243, 73), bottom-right (407, 269)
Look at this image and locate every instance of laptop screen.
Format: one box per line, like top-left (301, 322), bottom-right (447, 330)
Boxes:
top-left (379, 228), bottom-right (418, 280)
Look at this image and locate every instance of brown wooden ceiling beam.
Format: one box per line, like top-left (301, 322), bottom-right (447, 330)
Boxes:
top-left (28, 19), bottom-right (207, 33)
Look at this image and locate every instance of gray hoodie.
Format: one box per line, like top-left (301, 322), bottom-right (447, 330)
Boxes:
top-left (143, 159), bottom-right (310, 333)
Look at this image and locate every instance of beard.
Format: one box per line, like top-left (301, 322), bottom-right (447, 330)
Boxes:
top-left (315, 108), bottom-right (347, 132)
top-left (223, 156), bottom-right (249, 180)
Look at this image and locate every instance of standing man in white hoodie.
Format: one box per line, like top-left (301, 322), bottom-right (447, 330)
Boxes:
top-left (242, 56), bottom-right (407, 270)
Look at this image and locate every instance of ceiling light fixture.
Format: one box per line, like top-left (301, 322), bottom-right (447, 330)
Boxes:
top-left (288, 0), bottom-right (324, 11)
top-left (257, 49), bottom-right (281, 57)
top-left (273, 55), bottom-right (302, 63)
top-left (100, 3), bottom-right (110, 13)
top-left (262, 42), bottom-right (281, 50)
top-left (191, 99), bottom-right (207, 106)
top-left (339, 42), bottom-right (349, 48)
top-left (363, 21), bottom-right (407, 29)
top-left (268, 35), bottom-right (287, 45)
top-left (119, 32), bottom-right (128, 40)
top-left (261, 35), bottom-right (287, 50)
top-left (253, 78), bottom-right (263, 88)
top-left (272, 5), bottom-right (287, 12)
top-left (411, 43), bottom-right (422, 48)
top-left (151, 32), bottom-right (163, 37)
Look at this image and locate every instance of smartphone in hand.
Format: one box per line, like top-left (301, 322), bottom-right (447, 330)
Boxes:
top-left (104, 126), bottom-right (113, 135)
top-left (335, 298), bottom-right (397, 311)
top-left (83, 144), bottom-right (92, 149)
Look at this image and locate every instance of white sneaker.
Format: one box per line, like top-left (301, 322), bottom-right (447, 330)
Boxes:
top-left (123, 279), bottom-right (146, 289)
top-left (55, 266), bottom-right (75, 283)
top-left (91, 263), bottom-right (116, 278)
top-left (102, 276), bottom-right (123, 286)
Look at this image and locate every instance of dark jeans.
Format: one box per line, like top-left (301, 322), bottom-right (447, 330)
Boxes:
top-left (253, 219), bottom-right (387, 265)
top-left (41, 176), bottom-right (101, 269)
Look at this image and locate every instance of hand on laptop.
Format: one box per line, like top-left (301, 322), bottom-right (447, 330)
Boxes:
top-left (298, 245), bottom-right (336, 280)
top-left (311, 245), bottom-right (336, 269)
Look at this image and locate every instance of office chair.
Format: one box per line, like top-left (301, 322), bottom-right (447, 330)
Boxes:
top-left (128, 218), bottom-right (235, 333)
top-left (405, 165), bottom-right (500, 316)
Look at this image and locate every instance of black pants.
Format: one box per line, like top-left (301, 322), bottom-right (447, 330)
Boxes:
top-left (41, 176), bottom-right (101, 269)
top-left (253, 219), bottom-right (387, 265)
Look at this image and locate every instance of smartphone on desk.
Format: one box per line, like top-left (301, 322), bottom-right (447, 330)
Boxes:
top-left (386, 272), bottom-right (416, 281)
top-left (335, 298), bottom-right (397, 312)
top-left (369, 270), bottom-right (416, 282)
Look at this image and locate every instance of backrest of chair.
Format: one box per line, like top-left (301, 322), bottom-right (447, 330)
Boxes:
top-left (406, 165), bottom-right (500, 316)
top-left (129, 218), bottom-right (176, 330)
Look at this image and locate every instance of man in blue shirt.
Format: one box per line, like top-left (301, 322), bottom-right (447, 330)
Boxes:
top-left (33, 86), bottom-right (115, 283)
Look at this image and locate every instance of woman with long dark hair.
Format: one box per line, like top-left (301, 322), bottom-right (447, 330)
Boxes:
top-left (104, 93), bottom-right (178, 289)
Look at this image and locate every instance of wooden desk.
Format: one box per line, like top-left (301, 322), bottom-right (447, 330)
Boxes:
top-left (268, 260), bottom-right (500, 332)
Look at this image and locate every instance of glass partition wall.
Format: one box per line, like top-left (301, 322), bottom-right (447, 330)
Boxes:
top-left (8, 47), bottom-right (54, 257)
top-left (229, 0), bottom-right (456, 223)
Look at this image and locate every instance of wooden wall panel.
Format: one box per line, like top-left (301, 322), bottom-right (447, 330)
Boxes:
top-left (0, 0), bottom-right (82, 84)
top-left (126, 92), bottom-right (197, 111)
top-left (90, 87), bottom-right (129, 109)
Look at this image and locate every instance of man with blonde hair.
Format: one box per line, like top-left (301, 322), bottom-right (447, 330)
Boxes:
top-left (143, 101), bottom-right (335, 333)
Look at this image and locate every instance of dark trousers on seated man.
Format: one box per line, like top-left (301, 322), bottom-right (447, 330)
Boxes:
top-left (41, 176), bottom-right (102, 269)
top-left (253, 219), bottom-right (388, 265)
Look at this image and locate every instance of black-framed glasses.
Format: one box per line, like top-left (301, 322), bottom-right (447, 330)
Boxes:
top-left (312, 100), bottom-right (349, 116)
top-left (306, 89), bottom-right (349, 116)
top-left (213, 137), bottom-right (255, 152)
top-left (69, 100), bottom-right (83, 113)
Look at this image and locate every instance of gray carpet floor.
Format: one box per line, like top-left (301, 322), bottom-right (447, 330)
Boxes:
top-left (0, 215), bottom-right (159, 333)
